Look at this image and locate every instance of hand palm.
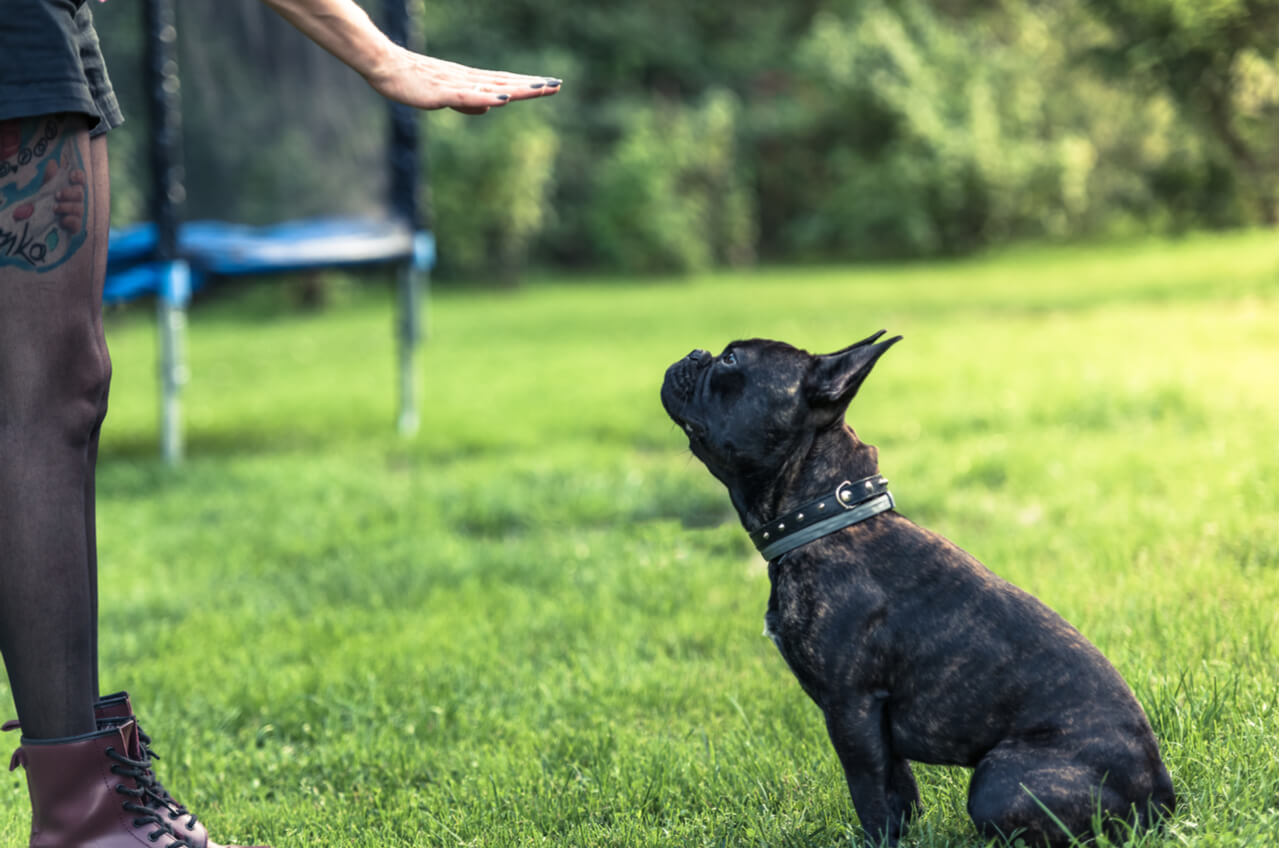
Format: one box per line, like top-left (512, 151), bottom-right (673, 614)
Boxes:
top-left (369, 49), bottom-right (560, 115)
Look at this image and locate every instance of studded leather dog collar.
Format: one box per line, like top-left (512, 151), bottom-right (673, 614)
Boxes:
top-left (749, 474), bottom-right (894, 561)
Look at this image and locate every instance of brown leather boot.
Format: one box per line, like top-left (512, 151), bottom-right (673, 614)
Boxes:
top-left (9, 719), bottom-right (189, 847)
top-left (93, 691), bottom-right (213, 846)
top-left (7, 693), bottom-right (269, 848)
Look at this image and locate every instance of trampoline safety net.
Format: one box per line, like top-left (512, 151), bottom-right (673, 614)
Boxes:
top-left (90, 0), bottom-right (431, 462)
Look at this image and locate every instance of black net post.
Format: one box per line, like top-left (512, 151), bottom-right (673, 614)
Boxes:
top-left (384, 0), bottom-right (419, 230)
top-left (143, 0), bottom-right (190, 464)
top-left (143, 0), bottom-right (183, 260)
top-left (384, 0), bottom-right (428, 436)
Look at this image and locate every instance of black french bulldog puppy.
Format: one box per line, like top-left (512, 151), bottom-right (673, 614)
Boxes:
top-left (660, 332), bottom-right (1175, 847)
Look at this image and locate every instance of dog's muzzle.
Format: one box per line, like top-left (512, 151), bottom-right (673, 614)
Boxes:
top-left (662, 349), bottom-right (711, 425)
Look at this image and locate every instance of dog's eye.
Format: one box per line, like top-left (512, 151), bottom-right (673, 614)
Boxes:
top-left (721, 351), bottom-right (737, 366)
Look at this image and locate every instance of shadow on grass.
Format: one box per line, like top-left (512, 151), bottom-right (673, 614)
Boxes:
top-left (102, 429), bottom-right (300, 463)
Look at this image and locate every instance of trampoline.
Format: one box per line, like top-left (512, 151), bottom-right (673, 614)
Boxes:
top-left (100, 0), bottom-right (432, 463)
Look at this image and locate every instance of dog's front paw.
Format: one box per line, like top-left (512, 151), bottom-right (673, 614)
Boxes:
top-left (860, 818), bottom-right (904, 848)
top-left (885, 759), bottom-right (921, 827)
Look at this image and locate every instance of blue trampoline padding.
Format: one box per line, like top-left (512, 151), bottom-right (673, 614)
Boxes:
top-left (105, 217), bottom-right (435, 304)
top-left (106, 223), bottom-right (160, 273)
top-left (104, 264), bottom-right (168, 304)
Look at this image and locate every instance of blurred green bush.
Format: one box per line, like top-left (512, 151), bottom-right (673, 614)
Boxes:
top-left (93, 0), bottom-right (1276, 279)
top-left (430, 107), bottom-right (560, 280)
top-left (583, 91), bottom-right (754, 274)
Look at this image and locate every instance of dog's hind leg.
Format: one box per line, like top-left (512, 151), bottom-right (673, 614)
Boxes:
top-left (967, 745), bottom-right (1094, 847)
top-left (966, 737), bottom-right (1164, 848)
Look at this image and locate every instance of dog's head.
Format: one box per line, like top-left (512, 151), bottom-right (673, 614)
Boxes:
top-left (660, 331), bottom-right (900, 498)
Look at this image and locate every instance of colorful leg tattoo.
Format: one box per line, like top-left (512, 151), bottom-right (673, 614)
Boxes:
top-left (0, 115), bottom-right (89, 272)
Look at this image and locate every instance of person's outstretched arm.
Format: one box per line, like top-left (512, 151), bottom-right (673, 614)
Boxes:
top-left (258, 0), bottom-right (560, 114)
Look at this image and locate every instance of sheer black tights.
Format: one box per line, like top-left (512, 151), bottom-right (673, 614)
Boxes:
top-left (0, 116), bottom-right (109, 738)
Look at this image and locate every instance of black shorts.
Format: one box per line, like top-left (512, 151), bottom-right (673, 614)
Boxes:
top-left (0, 1), bottom-right (123, 137)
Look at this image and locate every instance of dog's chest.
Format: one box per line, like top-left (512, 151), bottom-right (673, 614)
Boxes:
top-left (763, 564), bottom-right (836, 653)
top-left (762, 608), bottom-right (784, 652)
top-left (763, 578), bottom-right (788, 653)
top-left (762, 569), bottom-right (884, 697)
top-left (761, 591), bottom-right (829, 665)
top-left (761, 596), bottom-right (834, 702)
top-left (762, 581), bottom-right (817, 677)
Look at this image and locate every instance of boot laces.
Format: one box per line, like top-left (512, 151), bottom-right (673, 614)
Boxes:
top-left (136, 726), bottom-right (201, 830)
top-left (106, 745), bottom-right (193, 846)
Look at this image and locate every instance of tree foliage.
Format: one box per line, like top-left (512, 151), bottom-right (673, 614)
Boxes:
top-left (93, 0), bottom-right (1277, 279)
top-left (1081, 0), bottom-right (1278, 221)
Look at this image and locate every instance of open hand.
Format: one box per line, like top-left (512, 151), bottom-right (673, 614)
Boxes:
top-left (364, 47), bottom-right (561, 115)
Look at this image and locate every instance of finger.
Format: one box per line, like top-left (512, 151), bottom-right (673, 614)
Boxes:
top-left (458, 65), bottom-right (561, 88)
top-left (444, 85), bottom-right (512, 112)
top-left (481, 77), bottom-right (562, 100)
top-left (69, 169), bottom-right (86, 185)
top-left (519, 80), bottom-right (562, 102)
top-left (433, 62), bottom-right (561, 96)
top-left (42, 159), bottom-right (59, 184)
top-left (464, 84), bottom-right (555, 106)
top-left (56, 185), bottom-right (85, 203)
top-left (58, 214), bottom-right (82, 234)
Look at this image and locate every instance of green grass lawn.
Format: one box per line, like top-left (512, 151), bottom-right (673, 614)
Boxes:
top-left (2, 230), bottom-right (1275, 847)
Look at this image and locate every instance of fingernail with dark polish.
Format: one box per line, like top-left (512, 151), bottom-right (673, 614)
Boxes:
top-left (530, 82), bottom-right (545, 89)
top-left (496, 94), bottom-right (510, 101)
top-left (546, 79), bottom-right (562, 87)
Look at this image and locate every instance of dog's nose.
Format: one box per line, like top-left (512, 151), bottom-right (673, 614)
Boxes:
top-left (686, 349), bottom-right (712, 366)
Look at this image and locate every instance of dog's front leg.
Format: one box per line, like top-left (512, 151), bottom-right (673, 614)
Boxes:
top-left (823, 698), bottom-right (915, 846)
top-left (885, 754), bottom-right (920, 828)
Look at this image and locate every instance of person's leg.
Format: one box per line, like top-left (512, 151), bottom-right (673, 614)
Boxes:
top-left (0, 112), bottom-right (109, 740)
top-left (82, 128), bottom-right (111, 700)
top-left (1, 117), bottom-right (266, 847)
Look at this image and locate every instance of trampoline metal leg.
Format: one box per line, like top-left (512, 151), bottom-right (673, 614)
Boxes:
top-left (157, 261), bottom-right (191, 465)
top-left (396, 260), bottom-right (426, 437)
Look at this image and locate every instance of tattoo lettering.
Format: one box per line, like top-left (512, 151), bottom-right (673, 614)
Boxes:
top-left (0, 116), bottom-right (89, 273)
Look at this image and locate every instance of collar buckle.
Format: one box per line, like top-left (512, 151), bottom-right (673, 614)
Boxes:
top-left (836, 476), bottom-right (888, 509)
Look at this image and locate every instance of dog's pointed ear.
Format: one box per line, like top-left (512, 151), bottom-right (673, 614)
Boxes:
top-left (807, 332), bottom-right (902, 413)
